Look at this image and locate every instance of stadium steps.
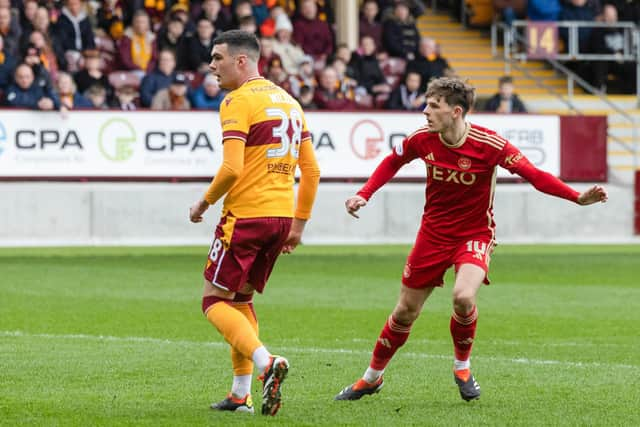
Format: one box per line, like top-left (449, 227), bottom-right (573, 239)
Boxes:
top-left (416, 12), bottom-right (584, 97)
top-left (527, 95), bottom-right (639, 180)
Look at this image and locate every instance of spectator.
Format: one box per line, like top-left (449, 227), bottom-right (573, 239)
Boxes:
top-left (22, 42), bottom-right (53, 92)
top-left (293, 0), bottom-right (334, 61)
top-left (385, 70), bottom-right (425, 110)
top-left (527, 0), bottom-right (561, 21)
top-left (190, 72), bottom-right (225, 110)
top-left (290, 54), bottom-right (316, 98)
top-left (604, 0), bottom-right (640, 23)
top-left (0, 6), bottom-right (21, 57)
top-left (331, 57), bottom-right (362, 101)
top-left (313, 65), bottom-right (357, 110)
top-left (27, 30), bottom-right (60, 82)
top-left (292, 0), bottom-right (335, 24)
top-left (382, 1), bottom-right (420, 60)
top-left (97, 0), bottom-right (127, 41)
top-left (4, 62), bottom-right (58, 109)
top-left (332, 43), bottom-right (358, 81)
top-left (56, 71), bottom-right (92, 110)
top-left (266, 56), bottom-right (293, 93)
top-left (589, 4), bottom-right (636, 93)
top-left (19, 0), bottom-right (38, 36)
top-left (199, 0), bottom-right (231, 32)
top-left (483, 75), bottom-right (527, 113)
top-left (85, 83), bottom-right (108, 109)
top-left (231, 0), bottom-right (254, 29)
top-left (118, 10), bottom-right (157, 74)
top-left (406, 37), bottom-right (452, 92)
top-left (139, 48), bottom-right (176, 107)
top-left (272, 13), bottom-right (306, 75)
top-left (144, 0), bottom-right (171, 31)
top-left (359, 0), bottom-right (383, 52)
top-left (157, 16), bottom-right (187, 69)
top-left (55, 0), bottom-right (95, 68)
top-left (0, 34), bottom-right (16, 90)
top-left (74, 49), bottom-right (113, 101)
top-left (186, 17), bottom-right (216, 73)
top-left (559, 0), bottom-right (598, 54)
top-left (238, 14), bottom-right (258, 36)
top-left (258, 36), bottom-right (281, 76)
top-left (151, 71), bottom-right (190, 110)
top-left (297, 84), bottom-right (317, 109)
top-left (350, 36), bottom-right (391, 97)
top-left (110, 83), bottom-right (138, 110)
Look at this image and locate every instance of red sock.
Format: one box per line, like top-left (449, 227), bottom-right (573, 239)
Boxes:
top-left (370, 315), bottom-right (413, 370)
top-left (450, 305), bottom-right (478, 362)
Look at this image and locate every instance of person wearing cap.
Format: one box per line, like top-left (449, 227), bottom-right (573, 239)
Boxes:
top-left (190, 72), bottom-right (225, 110)
top-left (151, 71), bottom-right (191, 110)
top-left (271, 12), bottom-right (305, 75)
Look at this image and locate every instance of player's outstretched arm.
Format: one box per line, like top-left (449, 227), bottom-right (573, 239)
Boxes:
top-left (576, 185), bottom-right (608, 205)
top-left (345, 195), bottom-right (367, 218)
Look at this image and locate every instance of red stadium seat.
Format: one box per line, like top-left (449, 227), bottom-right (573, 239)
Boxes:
top-left (108, 70), bottom-right (143, 89)
top-left (183, 71), bottom-right (205, 89)
top-left (375, 93), bottom-right (389, 109)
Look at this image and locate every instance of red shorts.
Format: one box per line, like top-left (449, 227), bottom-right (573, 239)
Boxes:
top-left (203, 213), bottom-right (292, 293)
top-left (402, 234), bottom-right (495, 288)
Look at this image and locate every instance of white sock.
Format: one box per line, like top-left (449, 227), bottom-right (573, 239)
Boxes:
top-left (231, 374), bottom-right (252, 398)
top-left (454, 359), bottom-right (471, 371)
top-left (252, 346), bottom-right (271, 372)
top-left (363, 367), bottom-right (384, 383)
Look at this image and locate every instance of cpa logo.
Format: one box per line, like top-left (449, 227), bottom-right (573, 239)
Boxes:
top-left (0, 121), bottom-right (6, 156)
top-left (98, 118), bottom-right (136, 161)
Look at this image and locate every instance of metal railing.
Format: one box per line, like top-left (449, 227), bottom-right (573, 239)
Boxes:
top-left (491, 20), bottom-right (639, 173)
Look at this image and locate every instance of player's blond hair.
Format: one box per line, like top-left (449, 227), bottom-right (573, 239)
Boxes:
top-left (426, 77), bottom-right (475, 116)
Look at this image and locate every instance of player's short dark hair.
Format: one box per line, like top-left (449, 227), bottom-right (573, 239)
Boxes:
top-left (498, 75), bottom-right (514, 86)
top-left (213, 29), bottom-right (260, 62)
top-left (426, 77), bottom-right (475, 116)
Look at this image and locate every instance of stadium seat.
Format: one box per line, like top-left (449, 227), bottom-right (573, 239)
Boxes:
top-left (108, 70), bottom-right (143, 89)
top-left (94, 35), bottom-right (118, 72)
top-left (183, 71), bottom-right (205, 89)
top-left (380, 57), bottom-right (407, 77)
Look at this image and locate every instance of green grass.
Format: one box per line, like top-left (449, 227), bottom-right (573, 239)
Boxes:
top-left (1, 245), bottom-right (639, 426)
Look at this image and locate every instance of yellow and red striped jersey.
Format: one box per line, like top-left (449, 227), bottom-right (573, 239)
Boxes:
top-left (219, 77), bottom-right (312, 218)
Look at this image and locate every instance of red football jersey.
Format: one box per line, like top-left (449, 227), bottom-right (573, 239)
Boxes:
top-left (358, 122), bottom-right (575, 243)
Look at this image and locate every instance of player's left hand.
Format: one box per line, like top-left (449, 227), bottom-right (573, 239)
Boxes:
top-left (189, 199), bottom-right (209, 223)
top-left (282, 218), bottom-right (307, 254)
top-left (577, 185), bottom-right (608, 205)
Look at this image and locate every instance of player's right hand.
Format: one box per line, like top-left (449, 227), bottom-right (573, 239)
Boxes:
top-left (345, 195), bottom-right (367, 219)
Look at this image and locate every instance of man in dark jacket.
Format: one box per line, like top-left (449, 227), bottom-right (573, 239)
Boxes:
top-left (4, 62), bottom-right (58, 110)
top-left (186, 17), bottom-right (216, 73)
top-left (382, 1), bottom-right (420, 60)
top-left (406, 37), bottom-right (451, 92)
top-left (139, 49), bottom-right (176, 107)
top-left (55, 0), bottom-right (95, 54)
top-left (483, 76), bottom-right (527, 113)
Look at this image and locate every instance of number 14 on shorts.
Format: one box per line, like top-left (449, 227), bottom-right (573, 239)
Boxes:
top-left (466, 240), bottom-right (488, 261)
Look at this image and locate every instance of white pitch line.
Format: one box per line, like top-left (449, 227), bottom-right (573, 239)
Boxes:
top-left (1, 330), bottom-right (636, 370)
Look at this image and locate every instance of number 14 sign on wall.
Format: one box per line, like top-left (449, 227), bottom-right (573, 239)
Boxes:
top-left (526, 22), bottom-right (558, 59)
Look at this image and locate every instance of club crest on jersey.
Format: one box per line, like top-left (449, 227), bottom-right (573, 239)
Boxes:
top-left (458, 157), bottom-right (472, 170)
top-left (224, 97), bottom-right (233, 107)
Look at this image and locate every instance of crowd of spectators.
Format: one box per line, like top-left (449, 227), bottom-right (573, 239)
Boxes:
top-left (0, 0), bottom-right (636, 114)
top-left (0, 0), bottom-right (454, 112)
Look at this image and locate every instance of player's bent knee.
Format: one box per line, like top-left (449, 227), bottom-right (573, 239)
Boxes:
top-left (392, 304), bottom-right (421, 324)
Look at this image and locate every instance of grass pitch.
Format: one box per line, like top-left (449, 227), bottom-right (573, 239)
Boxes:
top-left (1, 244), bottom-right (639, 426)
